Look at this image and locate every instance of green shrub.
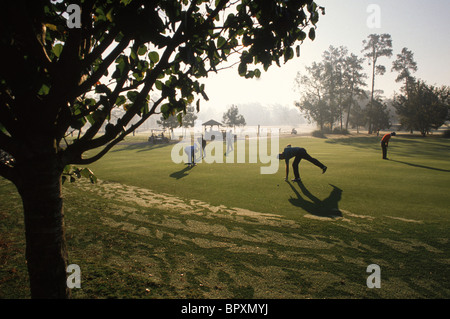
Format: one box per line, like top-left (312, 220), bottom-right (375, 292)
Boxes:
top-left (332, 128), bottom-right (349, 135)
top-left (443, 129), bottom-right (450, 138)
top-left (312, 130), bottom-right (326, 138)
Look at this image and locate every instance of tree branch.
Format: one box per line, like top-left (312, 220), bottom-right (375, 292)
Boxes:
top-left (69, 96), bottom-right (164, 165)
top-left (0, 130), bottom-right (18, 158)
top-left (0, 98), bottom-right (18, 137)
top-left (64, 0), bottom-right (230, 165)
top-left (0, 161), bottom-right (17, 185)
top-left (75, 36), bottom-right (132, 98)
top-left (81, 27), bottom-right (120, 70)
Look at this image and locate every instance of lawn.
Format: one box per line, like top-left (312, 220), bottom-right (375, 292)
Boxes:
top-left (1, 133), bottom-right (449, 298)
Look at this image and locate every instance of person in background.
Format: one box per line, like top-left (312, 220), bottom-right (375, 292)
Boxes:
top-left (198, 135), bottom-right (207, 158)
top-left (225, 130), bottom-right (234, 155)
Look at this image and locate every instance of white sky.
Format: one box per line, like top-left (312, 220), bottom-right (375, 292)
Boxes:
top-left (196, 0), bottom-right (450, 123)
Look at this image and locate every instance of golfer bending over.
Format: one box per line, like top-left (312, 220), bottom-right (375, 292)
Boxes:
top-left (184, 143), bottom-right (199, 167)
top-left (381, 132), bottom-right (396, 159)
top-left (278, 144), bottom-right (327, 182)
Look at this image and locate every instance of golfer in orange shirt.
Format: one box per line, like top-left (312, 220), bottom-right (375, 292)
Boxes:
top-left (381, 132), bottom-right (396, 159)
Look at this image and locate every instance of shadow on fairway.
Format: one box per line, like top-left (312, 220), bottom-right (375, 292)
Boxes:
top-left (288, 181), bottom-right (343, 219)
top-left (325, 136), bottom-right (380, 150)
top-left (326, 135), bottom-right (450, 158)
top-left (170, 165), bottom-right (194, 179)
top-left (389, 159), bottom-right (450, 173)
top-left (111, 141), bottom-right (174, 153)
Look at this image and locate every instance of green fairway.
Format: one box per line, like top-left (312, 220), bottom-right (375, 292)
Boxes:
top-left (83, 134), bottom-right (450, 221)
top-left (1, 133), bottom-right (449, 298)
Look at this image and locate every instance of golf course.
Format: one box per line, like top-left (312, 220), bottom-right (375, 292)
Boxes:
top-left (1, 132), bottom-right (449, 299)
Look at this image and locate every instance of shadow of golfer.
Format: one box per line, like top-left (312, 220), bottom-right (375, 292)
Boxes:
top-left (389, 159), bottom-right (450, 173)
top-left (288, 181), bottom-right (343, 219)
top-left (169, 165), bottom-right (194, 180)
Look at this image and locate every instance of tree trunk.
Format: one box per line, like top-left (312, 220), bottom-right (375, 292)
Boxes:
top-left (16, 148), bottom-right (70, 299)
top-left (345, 83), bottom-right (354, 131)
top-left (345, 102), bottom-right (351, 131)
top-left (368, 58), bottom-right (376, 134)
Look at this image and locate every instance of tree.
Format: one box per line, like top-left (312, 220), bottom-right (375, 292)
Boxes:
top-left (0, 0), bottom-right (324, 298)
top-left (369, 98), bottom-right (391, 133)
top-left (349, 103), bottom-right (366, 133)
top-left (182, 105), bottom-right (198, 129)
top-left (295, 46), bottom-right (366, 132)
top-left (294, 62), bottom-right (329, 130)
top-left (391, 47), bottom-right (417, 96)
top-left (322, 45), bottom-right (347, 130)
top-left (342, 53), bottom-right (367, 130)
top-left (157, 113), bottom-right (180, 139)
top-left (394, 80), bottom-right (449, 136)
top-left (222, 105), bottom-right (246, 130)
top-left (362, 33), bottom-right (393, 133)
top-left (180, 104), bottom-right (198, 137)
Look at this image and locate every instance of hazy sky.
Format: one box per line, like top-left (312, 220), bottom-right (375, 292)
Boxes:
top-left (197, 0), bottom-right (450, 123)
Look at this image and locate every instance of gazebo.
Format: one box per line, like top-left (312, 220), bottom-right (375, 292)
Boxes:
top-left (202, 119), bottom-right (223, 140)
top-left (202, 119), bottom-right (223, 131)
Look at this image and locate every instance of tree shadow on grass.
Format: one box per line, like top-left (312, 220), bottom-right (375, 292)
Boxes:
top-left (56, 178), bottom-right (450, 298)
top-left (288, 181), bottom-right (343, 219)
top-left (389, 159), bottom-right (450, 173)
top-left (325, 136), bottom-right (380, 149)
top-left (111, 142), bottom-right (174, 153)
top-left (326, 135), bottom-right (450, 158)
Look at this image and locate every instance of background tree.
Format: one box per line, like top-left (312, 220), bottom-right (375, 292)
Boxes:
top-left (295, 46), bottom-right (366, 132)
top-left (294, 62), bottom-right (329, 130)
top-left (0, 0), bottom-right (324, 298)
top-left (369, 98), bottom-right (391, 134)
top-left (391, 47), bottom-right (418, 96)
top-left (222, 105), bottom-right (246, 130)
top-left (157, 114), bottom-right (180, 139)
top-left (362, 33), bottom-right (393, 134)
top-left (182, 105), bottom-right (198, 129)
top-left (181, 104), bottom-right (198, 137)
top-left (349, 103), bottom-right (366, 133)
top-left (394, 80), bottom-right (449, 136)
top-left (322, 45), bottom-right (347, 130)
top-left (342, 53), bottom-right (367, 130)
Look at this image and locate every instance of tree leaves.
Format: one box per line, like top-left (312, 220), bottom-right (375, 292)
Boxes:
top-left (62, 165), bottom-right (97, 184)
top-left (52, 43), bottom-right (63, 58)
top-left (309, 28), bottom-right (316, 41)
top-left (393, 80), bottom-right (449, 135)
top-left (222, 105), bottom-right (246, 128)
top-left (95, 84), bottom-right (112, 95)
top-left (126, 90), bottom-right (139, 102)
top-left (112, 55), bottom-right (129, 79)
top-left (148, 51), bottom-right (160, 64)
top-left (38, 84), bottom-right (51, 96)
top-left (362, 33), bottom-right (393, 133)
top-left (238, 62), bottom-right (247, 76)
top-left (137, 45), bottom-right (148, 56)
top-left (2, 0), bottom-right (324, 167)
top-left (160, 103), bottom-right (170, 119)
top-left (295, 45), bottom-right (368, 131)
top-left (217, 36), bottom-right (227, 49)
